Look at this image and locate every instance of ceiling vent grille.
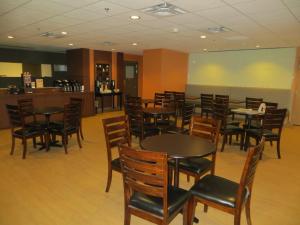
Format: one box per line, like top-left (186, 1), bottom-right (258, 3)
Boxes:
top-left (142, 2), bottom-right (187, 17)
top-left (40, 32), bottom-right (65, 39)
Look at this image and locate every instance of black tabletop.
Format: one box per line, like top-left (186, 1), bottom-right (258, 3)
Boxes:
top-left (143, 107), bottom-right (175, 116)
top-left (140, 134), bottom-right (215, 159)
top-left (34, 107), bottom-right (64, 115)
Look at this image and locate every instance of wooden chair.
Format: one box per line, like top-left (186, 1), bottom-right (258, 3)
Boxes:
top-left (127, 104), bottom-right (159, 142)
top-left (215, 94), bottom-right (229, 105)
top-left (49, 103), bottom-right (82, 154)
top-left (124, 96), bottom-right (142, 114)
top-left (245, 97), bottom-right (263, 110)
top-left (167, 103), bottom-right (194, 134)
top-left (70, 97), bottom-right (84, 140)
top-left (170, 116), bottom-right (221, 185)
top-left (102, 115), bottom-right (131, 192)
top-left (245, 108), bottom-right (286, 159)
top-left (118, 145), bottom-right (189, 225)
top-left (213, 102), bottom-right (245, 151)
top-left (154, 93), bottom-right (165, 108)
top-left (187, 138), bottom-right (265, 225)
top-left (6, 104), bottom-right (45, 159)
top-left (200, 94), bottom-right (214, 118)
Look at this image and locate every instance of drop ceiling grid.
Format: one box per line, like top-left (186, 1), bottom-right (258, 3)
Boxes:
top-left (0, 0), bottom-right (299, 53)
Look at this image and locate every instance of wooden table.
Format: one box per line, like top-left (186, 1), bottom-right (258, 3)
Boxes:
top-left (95, 91), bottom-right (123, 112)
top-left (231, 108), bottom-right (264, 128)
top-left (140, 134), bottom-right (215, 187)
top-left (143, 107), bottom-right (176, 126)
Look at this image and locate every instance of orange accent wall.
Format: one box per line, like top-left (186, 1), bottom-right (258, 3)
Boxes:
top-left (111, 52), bottom-right (117, 83)
top-left (124, 53), bottom-right (143, 97)
top-left (89, 49), bottom-right (94, 92)
top-left (142, 49), bottom-right (188, 98)
top-left (291, 47), bottom-right (300, 124)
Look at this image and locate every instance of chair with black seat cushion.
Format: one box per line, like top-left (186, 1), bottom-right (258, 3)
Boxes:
top-left (187, 138), bottom-right (265, 225)
top-left (102, 115), bottom-right (131, 192)
top-left (49, 103), bottom-right (82, 154)
top-left (170, 116), bottom-right (221, 185)
top-left (118, 145), bottom-right (189, 225)
top-left (154, 93), bottom-right (166, 108)
top-left (70, 97), bottom-right (84, 140)
top-left (127, 104), bottom-right (160, 142)
top-left (244, 108), bottom-right (286, 159)
top-left (265, 102), bottom-right (278, 109)
top-left (124, 96), bottom-right (142, 114)
top-left (6, 104), bottom-right (45, 159)
top-left (167, 103), bottom-right (194, 134)
top-left (213, 102), bottom-right (245, 151)
top-left (245, 97), bottom-right (263, 110)
top-left (200, 94), bottom-right (214, 118)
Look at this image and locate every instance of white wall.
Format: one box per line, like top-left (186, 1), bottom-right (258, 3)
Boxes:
top-left (188, 48), bottom-right (296, 89)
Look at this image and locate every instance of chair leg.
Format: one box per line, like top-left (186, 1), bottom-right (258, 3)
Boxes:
top-left (221, 135), bottom-right (226, 152)
top-left (124, 206), bottom-right (131, 225)
top-left (10, 136), bottom-right (15, 155)
top-left (33, 137), bottom-right (36, 148)
top-left (63, 135), bottom-right (68, 154)
top-left (182, 202), bottom-right (189, 225)
top-left (22, 138), bottom-right (27, 159)
top-left (187, 198), bottom-right (196, 225)
top-left (234, 212), bottom-right (241, 225)
top-left (79, 124), bottom-right (84, 140)
top-left (245, 196), bottom-right (252, 225)
top-left (105, 166), bottom-right (112, 192)
top-left (76, 131), bottom-right (82, 148)
top-left (276, 140), bottom-right (281, 159)
top-left (168, 167), bottom-right (173, 185)
top-left (240, 133), bottom-right (245, 150)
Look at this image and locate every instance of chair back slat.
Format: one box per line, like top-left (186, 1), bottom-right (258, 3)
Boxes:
top-left (200, 94), bottom-right (213, 108)
top-left (181, 103), bottom-right (194, 129)
top-left (154, 93), bottom-right (165, 107)
top-left (215, 95), bottom-right (229, 105)
top-left (236, 138), bottom-right (265, 208)
top-left (64, 103), bottom-right (81, 129)
top-left (264, 102), bottom-right (278, 109)
top-left (262, 108), bottom-right (286, 131)
top-left (119, 145), bottom-right (168, 199)
top-left (125, 96), bottom-right (142, 114)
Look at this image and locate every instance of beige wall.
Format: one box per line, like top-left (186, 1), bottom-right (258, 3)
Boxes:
top-left (188, 48), bottom-right (296, 89)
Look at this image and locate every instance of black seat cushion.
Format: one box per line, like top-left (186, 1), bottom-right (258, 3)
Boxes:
top-left (246, 128), bottom-right (278, 138)
top-left (111, 157), bottom-right (121, 170)
top-left (169, 158), bottom-right (212, 175)
top-left (191, 174), bottom-right (247, 208)
top-left (25, 120), bottom-right (48, 129)
top-left (130, 186), bottom-right (189, 217)
top-left (14, 128), bottom-right (43, 137)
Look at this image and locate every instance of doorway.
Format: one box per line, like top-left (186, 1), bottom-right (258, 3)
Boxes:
top-left (125, 62), bottom-right (138, 97)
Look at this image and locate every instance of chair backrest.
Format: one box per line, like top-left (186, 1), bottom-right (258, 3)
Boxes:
top-left (262, 108), bottom-right (287, 132)
top-left (215, 95), bottom-right (229, 104)
top-left (236, 138), bottom-right (265, 209)
top-left (200, 94), bottom-right (214, 108)
top-left (181, 103), bottom-right (194, 130)
top-left (17, 98), bottom-right (35, 119)
top-left (154, 93), bottom-right (165, 107)
top-left (63, 103), bottom-right (81, 130)
top-left (70, 97), bottom-right (83, 114)
top-left (102, 116), bottom-right (131, 163)
top-left (126, 104), bottom-right (145, 139)
top-left (118, 145), bottom-right (168, 218)
top-left (246, 97), bottom-right (263, 110)
top-left (124, 96), bottom-right (142, 114)
top-left (212, 101), bottom-right (229, 129)
top-left (190, 115), bottom-right (221, 146)
top-left (264, 102), bottom-right (278, 109)
top-left (6, 104), bottom-right (23, 128)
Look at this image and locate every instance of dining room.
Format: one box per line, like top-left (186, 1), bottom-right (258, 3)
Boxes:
top-left (1, 1), bottom-right (300, 225)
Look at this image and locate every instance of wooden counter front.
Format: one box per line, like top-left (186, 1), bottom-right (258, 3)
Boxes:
top-left (0, 89), bottom-right (95, 129)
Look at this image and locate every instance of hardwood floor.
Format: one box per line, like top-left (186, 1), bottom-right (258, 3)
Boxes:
top-left (0, 111), bottom-right (299, 225)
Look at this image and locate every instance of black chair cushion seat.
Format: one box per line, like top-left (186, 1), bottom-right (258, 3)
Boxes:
top-left (169, 157), bottom-right (212, 174)
top-left (246, 128), bottom-right (278, 138)
top-left (130, 186), bottom-right (189, 217)
top-left (14, 128), bottom-right (43, 137)
top-left (111, 157), bottom-right (121, 170)
top-left (25, 120), bottom-right (48, 129)
top-left (222, 125), bottom-right (243, 134)
top-left (50, 125), bottom-right (77, 134)
top-left (191, 174), bottom-right (247, 208)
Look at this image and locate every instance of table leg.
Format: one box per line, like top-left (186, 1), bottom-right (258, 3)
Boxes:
top-left (119, 94), bottom-right (122, 110)
top-left (112, 94), bottom-right (115, 109)
top-left (101, 96), bottom-right (104, 113)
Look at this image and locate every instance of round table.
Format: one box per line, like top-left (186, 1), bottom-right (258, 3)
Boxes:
top-left (140, 133), bottom-right (215, 187)
top-left (143, 107), bottom-right (176, 126)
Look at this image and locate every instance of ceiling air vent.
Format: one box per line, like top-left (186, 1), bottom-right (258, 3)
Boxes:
top-left (207, 26), bottom-right (232, 33)
top-left (40, 32), bottom-right (65, 39)
top-left (142, 2), bottom-right (187, 17)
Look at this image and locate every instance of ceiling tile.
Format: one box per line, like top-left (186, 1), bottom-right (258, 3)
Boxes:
top-left (171, 0), bottom-right (226, 12)
top-left (107, 0), bottom-right (163, 10)
top-left (83, 1), bottom-right (131, 15)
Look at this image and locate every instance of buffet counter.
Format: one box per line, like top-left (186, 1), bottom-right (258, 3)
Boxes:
top-left (0, 87), bottom-right (95, 129)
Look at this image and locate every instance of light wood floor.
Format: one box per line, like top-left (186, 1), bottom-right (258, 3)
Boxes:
top-left (0, 111), bottom-right (299, 225)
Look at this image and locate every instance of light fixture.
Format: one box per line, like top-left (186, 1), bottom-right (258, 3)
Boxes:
top-left (111, 48), bottom-right (116, 51)
top-left (68, 43), bottom-right (74, 46)
top-left (61, 31), bottom-right (67, 35)
top-left (200, 35), bottom-right (206, 39)
top-left (7, 35), bottom-right (14, 39)
top-left (172, 28), bottom-right (179, 33)
top-left (130, 15), bottom-right (140, 20)
top-left (203, 48), bottom-right (207, 51)
top-left (256, 45), bottom-right (260, 48)
top-left (132, 42), bottom-right (138, 46)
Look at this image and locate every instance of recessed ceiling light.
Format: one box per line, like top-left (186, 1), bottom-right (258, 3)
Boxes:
top-left (132, 42), bottom-right (138, 46)
top-left (68, 43), bottom-right (74, 46)
top-left (7, 35), bottom-right (14, 39)
top-left (111, 48), bottom-right (116, 51)
top-left (130, 15), bottom-right (140, 20)
top-left (200, 35), bottom-right (206, 39)
top-left (203, 48), bottom-right (207, 51)
top-left (61, 31), bottom-right (67, 35)
top-left (172, 28), bottom-right (179, 33)
top-left (256, 45), bottom-right (260, 48)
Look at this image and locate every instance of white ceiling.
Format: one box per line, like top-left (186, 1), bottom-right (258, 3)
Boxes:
top-left (0, 0), bottom-right (299, 54)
